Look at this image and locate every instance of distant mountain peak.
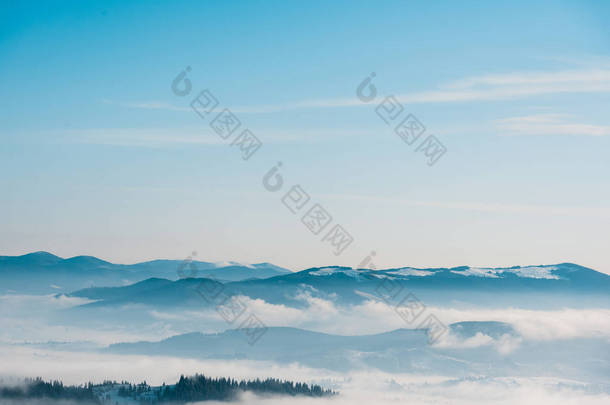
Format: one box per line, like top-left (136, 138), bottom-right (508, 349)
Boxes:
top-left (0, 251), bottom-right (63, 266)
top-left (27, 251), bottom-right (62, 258)
top-left (63, 255), bottom-right (114, 267)
top-left (0, 252), bottom-right (292, 294)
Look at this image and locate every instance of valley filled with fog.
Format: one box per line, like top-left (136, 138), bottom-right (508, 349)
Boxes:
top-left (1, 253), bottom-right (609, 404)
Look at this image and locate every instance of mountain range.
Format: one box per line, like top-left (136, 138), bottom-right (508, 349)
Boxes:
top-left (66, 262), bottom-right (610, 309)
top-left (2, 252), bottom-right (609, 390)
top-left (106, 323), bottom-right (609, 383)
top-left (2, 252), bottom-right (609, 308)
top-left (0, 251), bottom-right (291, 293)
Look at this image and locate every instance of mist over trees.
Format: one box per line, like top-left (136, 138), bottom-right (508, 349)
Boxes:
top-left (0, 374), bottom-right (335, 404)
top-left (156, 374), bottom-right (334, 402)
top-left (0, 378), bottom-right (100, 403)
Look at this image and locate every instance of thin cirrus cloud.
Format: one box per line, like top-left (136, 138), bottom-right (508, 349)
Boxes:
top-left (114, 68), bottom-right (610, 114)
top-left (494, 114), bottom-right (610, 136)
top-left (102, 99), bottom-right (191, 112)
top-left (70, 127), bottom-right (226, 147)
top-left (59, 124), bottom-right (372, 146)
top-left (391, 68), bottom-right (610, 105)
top-left (322, 193), bottom-right (610, 219)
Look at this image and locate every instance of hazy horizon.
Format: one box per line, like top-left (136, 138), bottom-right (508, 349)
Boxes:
top-left (5, 249), bottom-right (610, 276)
top-left (2, 1), bottom-right (609, 275)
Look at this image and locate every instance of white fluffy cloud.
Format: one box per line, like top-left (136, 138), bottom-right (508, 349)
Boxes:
top-left (2, 291), bottom-right (609, 405)
top-left (0, 294), bottom-right (178, 345)
top-left (228, 294), bottom-right (610, 342)
top-left (144, 293), bottom-right (610, 347)
top-left (4, 291), bottom-right (609, 349)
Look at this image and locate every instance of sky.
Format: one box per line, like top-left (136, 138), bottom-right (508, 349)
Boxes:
top-left (1, 0), bottom-right (609, 273)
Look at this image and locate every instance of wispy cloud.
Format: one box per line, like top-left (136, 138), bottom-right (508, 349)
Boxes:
top-left (71, 128), bottom-right (226, 147)
top-left (495, 114), bottom-right (610, 136)
top-left (323, 194), bottom-right (610, 219)
top-left (107, 68), bottom-right (610, 115)
top-left (102, 99), bottom-right (190, 112)
top-left (108, 68), bottom-right (610, 115)
top-left (229, 68), bottom-right (610, 111)
top-left (51, 126), bottom-right (372, 147)
top-left (446, 69), bottom-right (610, 89)
top-left (391, 69), bottom-right (610, 105)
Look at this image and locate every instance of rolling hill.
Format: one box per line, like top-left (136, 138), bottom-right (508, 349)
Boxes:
top-left (0, 251), bottom-right (291, 293)
top-left (66, 263), bottom-right (610, 309)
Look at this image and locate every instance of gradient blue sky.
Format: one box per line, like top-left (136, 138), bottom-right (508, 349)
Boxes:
top-left (1, 0), bottom-right (609, 273)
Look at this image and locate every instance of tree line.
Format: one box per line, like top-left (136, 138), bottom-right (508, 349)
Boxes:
top-left (154, 374), bottom-right (335, 402)
top-left (1, 375), bottom-right (335, 404)
top-left (0, 377), bottom-right (100, 403)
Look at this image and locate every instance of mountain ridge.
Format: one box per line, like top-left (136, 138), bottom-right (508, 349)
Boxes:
top-left (104, 323), bottom-right (609, 381)
top-left (64, 262), bottom-right (610, 310)
top-left (0, 251), bottom-right (292, 294)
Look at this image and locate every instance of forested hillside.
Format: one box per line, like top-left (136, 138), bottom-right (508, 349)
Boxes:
top-left (0, 375), bottom-right (335, 404)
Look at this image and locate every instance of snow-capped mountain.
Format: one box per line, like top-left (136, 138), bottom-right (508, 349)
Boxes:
top-left (66, 262), bottom-right (610, 310)
top-left (302, 263), bottom-right (602, 281)
top-left (0, 252), bottom-right (292, 293)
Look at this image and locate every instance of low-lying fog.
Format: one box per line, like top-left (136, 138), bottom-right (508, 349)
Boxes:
top-left (1, 292), bottom-right (609, 405)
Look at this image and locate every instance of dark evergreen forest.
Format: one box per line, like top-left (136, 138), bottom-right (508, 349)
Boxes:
top-left (0, 374), bottom-right (335, 404)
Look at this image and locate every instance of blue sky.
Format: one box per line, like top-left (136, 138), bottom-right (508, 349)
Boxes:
top-left (1, 0), bottom-right (609, 273)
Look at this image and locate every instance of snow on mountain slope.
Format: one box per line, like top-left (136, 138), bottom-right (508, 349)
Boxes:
top-left (387, 268), bottom-right (436, 277)
top-left (309, 267), bottom-right (363, 278)
top-left (450, 266), bottom-right (560, 279)
top-left (305, 265), bottom-right (569, 281)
